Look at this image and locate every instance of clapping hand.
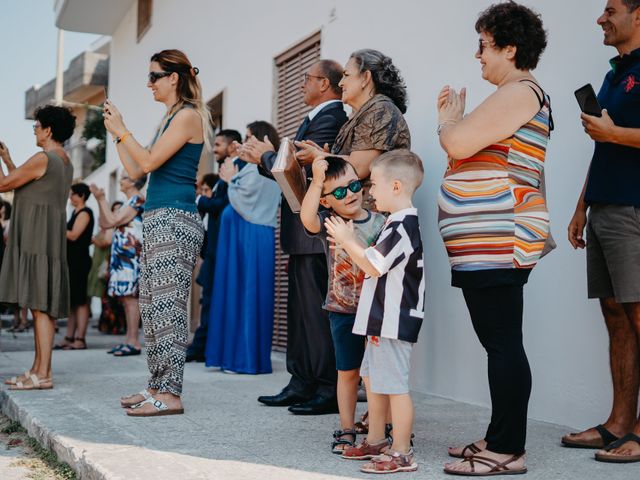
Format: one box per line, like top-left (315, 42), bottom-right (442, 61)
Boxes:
top-left (324, 216), bottom-right (356, 246)
top-left (295, 140), bottom-right (329, 165)
top-left (238, 135), bottom-right (275, 165)
top-left (89, 183), bottom-right (106, 201)
top-left (103, 99), bottom-right (127, 138)
top-left (218, 157), bottom-right (238, 183)
top-left (438, 85), bottom-right (466, 125)
top-left (0, 141), bottom-right (10, 161)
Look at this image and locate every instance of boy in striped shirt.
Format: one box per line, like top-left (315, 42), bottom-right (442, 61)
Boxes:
top-left (325, 149), bottom-right (425, 474)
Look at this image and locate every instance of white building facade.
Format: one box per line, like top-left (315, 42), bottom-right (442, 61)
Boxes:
top-left (56, 0), bottom-right (618, 430)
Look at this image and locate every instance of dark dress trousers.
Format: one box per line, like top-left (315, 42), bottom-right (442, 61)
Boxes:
top-left (260, 101), bottom-right (348, 398)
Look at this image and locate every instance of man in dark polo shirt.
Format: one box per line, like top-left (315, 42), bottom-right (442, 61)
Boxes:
top-left (563, 0), bottom-right (640, 463)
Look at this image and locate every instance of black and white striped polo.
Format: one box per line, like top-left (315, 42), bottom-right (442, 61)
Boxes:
top-left (353, 207), bottom-right (425, 343)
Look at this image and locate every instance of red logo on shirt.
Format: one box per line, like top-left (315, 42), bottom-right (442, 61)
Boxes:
top-left (624, 74), bottom-right (637, 93)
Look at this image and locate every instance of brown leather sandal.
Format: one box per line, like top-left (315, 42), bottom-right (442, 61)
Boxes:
top-left (354, 410), bottom-right (369, 434)
top-left (449, 442), bottom-right (483, 459)
top-left (444, 453), bottom-right (527, 476)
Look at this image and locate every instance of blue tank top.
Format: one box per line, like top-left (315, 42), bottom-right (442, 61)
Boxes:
top-left (145, 108), bottom-right (204, 213)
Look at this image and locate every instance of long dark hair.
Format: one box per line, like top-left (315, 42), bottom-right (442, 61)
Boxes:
top-left (350, 49), bottom-right (408, 113)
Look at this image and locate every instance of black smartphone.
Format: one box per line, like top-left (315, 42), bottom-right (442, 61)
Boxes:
top-left (574, 84), bottom-right (602, 117)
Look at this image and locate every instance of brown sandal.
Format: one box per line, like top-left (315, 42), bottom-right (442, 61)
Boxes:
top-left (444, 453), bottom-right (527, 476)
top-left (354, 410), bottom-right (369, 434)
top-left (62, 337), bottom-right (87, 350)
top-left (449, 442), bottom-right (483, 458)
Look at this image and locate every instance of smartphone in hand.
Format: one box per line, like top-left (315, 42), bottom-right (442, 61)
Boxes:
top-left (575, 84), bottom-right (602, 117)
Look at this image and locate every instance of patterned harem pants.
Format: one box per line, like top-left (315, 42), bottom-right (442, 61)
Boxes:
top-left (139, 208), bottom-right (204, 396)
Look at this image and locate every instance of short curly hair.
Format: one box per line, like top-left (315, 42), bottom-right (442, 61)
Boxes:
top-left (475, 1), bottom-right (547, 70)
top-left (350, 49), bottom-right (408, 114)
top-left (34, 105), bottom-right (76, 144)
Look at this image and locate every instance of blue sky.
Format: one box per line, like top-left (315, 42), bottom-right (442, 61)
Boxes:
top-left (0, 1), bottom-right (99, 167)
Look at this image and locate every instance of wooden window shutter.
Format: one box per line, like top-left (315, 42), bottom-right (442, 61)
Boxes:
top-left (271, 32), bottom-right (321, 352)
top-left (137, 0), bottom-right (153, 42)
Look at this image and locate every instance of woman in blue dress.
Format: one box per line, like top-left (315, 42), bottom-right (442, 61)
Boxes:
top-left (205, 121), bottom-right (281, 374)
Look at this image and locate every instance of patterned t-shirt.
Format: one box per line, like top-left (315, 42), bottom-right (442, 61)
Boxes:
top-left (313, 209), bottom-right (386, 314)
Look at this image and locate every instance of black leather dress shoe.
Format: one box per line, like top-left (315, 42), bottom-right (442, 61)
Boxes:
top-left (257, 389), bottom-right (310, 407)
top-left (185, 352), bottom-right (205, 363)
top-left (288, 395), bottom-right (339, 415)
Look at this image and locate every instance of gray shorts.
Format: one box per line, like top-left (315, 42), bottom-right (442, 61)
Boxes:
top-left (360, 336), bottom-right (413, 394)
top-left (587, 204), bottom-right (640, 303)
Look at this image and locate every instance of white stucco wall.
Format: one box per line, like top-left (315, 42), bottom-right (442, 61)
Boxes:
top-left (97, 0), bottom-right (617, 430)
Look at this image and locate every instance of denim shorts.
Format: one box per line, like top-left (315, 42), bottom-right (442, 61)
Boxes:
top-left (328, 311), bottom-right (366, 371)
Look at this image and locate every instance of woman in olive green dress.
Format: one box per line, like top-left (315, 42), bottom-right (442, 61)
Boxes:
top-left (0, 105), bottom-right (76, 390)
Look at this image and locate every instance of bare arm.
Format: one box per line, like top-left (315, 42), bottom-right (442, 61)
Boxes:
top-left (92, 229), bottom-right (113, 248)
top-left (294, 140), bottom-right (380, 179)
top-left (300, 158), bottom-right (327, 234)
top-left (89, 184), bottom-right (138, 229)
top-left (438, 83), bottom-right (541, 160)
top-left (67, 211), bottom-right (91, 241)
top-left (0, 152), bottom-right (48, 192)
top-left (99, 199), bottom-right (137, 229)
top-left (582, 109), bottom-right (640, 149)
top-left (567, 166), bottom-right (591, 250)
top-left (104, 100), bottom-right (203, 179)
top-left (347, 149), bottom-right (383, 180)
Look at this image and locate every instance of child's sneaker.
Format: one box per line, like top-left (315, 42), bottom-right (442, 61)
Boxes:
top-left (360, 449), bottom-right (418, 474)
top-left (342, 438), bottom-right (391, 460)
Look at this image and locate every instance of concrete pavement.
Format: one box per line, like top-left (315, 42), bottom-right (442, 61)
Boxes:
top-left (0, 329), bottom-right (635, 480)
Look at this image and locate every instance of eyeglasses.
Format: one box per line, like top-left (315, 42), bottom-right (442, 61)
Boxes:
top-left (478, 39), bottom-right (493, 54)
top-left (303, 73), bottom-right (327, 83)
top-left (32, 122), bottom-right (42, 131)
top-left (322, 179), bottom-right (362, 200)
top-left (148, 71), bottom-right (172, 84)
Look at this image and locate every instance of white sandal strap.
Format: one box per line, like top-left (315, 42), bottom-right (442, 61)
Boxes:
top-left (29, 374), bottom-right (40, 388)
top-left (129, 396), bottom-right (168, 411)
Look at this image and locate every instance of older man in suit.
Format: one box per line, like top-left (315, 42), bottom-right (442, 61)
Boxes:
top-left (240, 59), bottom-right (347, 414)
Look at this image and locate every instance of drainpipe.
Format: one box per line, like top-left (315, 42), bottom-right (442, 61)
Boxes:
top-left (54, 29), bottom-right (64, 105)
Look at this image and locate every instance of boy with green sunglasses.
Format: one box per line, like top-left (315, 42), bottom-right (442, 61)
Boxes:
top-left (301, 155), bottom-right (386, 454)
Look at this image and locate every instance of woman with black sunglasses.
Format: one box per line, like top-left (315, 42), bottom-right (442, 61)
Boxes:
top-left (437, 2), bottom-right (552, 476)
top-left (103, 49), bottom-right (210, 417)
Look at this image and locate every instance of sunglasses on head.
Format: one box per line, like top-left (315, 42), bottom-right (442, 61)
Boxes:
top-left (322, 179), bottom-right (362, 200)
top-left (148, 71), bottom-right (172, 84)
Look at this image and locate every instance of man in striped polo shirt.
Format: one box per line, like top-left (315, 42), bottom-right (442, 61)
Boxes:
top-left (325, 149), bottom-right (425, 474)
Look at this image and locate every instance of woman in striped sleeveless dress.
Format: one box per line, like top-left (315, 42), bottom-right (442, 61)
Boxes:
top-left (437, 3), bottom-right (553, 476)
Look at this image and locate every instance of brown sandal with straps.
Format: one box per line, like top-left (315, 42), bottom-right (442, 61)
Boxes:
top-left (449, 441), bottom-right (483, 458)
top-left (444, 453), bottom-right (527, 476)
